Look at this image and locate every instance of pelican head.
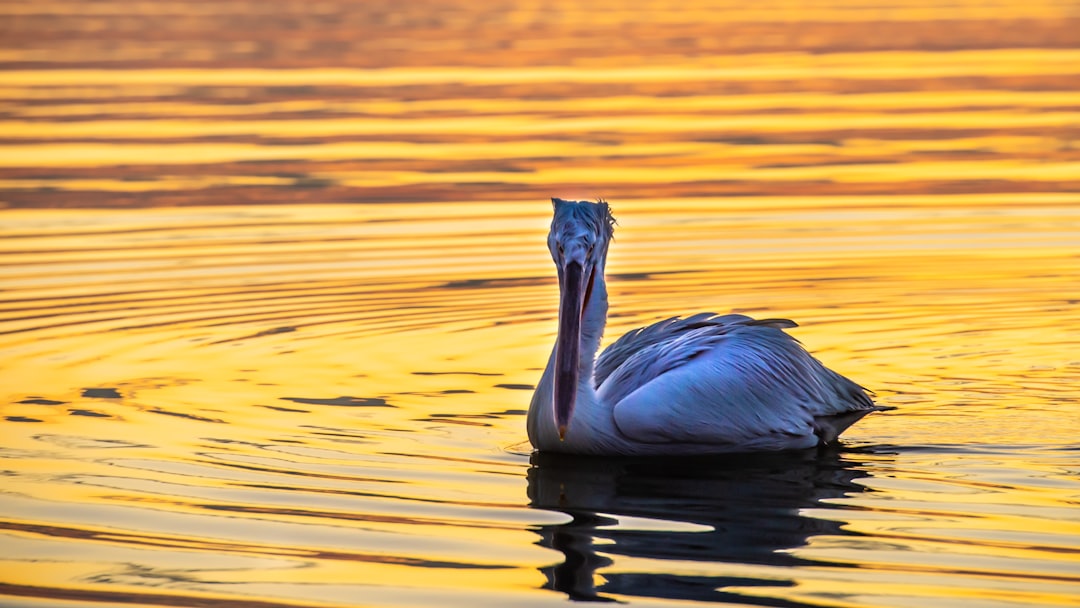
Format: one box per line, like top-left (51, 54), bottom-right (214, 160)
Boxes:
top-left (547, 198), bottom-right (615, 439)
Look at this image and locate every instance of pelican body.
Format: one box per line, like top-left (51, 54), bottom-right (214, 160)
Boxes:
top-left (528, 198), bottom-right (882, 455)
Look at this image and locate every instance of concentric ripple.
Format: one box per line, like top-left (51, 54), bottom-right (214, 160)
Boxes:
top-left (2, 200), bottom-right (1079, 607)
top-left (2, 0), bottom-right (1080, 606)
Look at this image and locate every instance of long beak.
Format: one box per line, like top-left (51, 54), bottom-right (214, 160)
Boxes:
top-left (554, 260), bottom-right (586, 440)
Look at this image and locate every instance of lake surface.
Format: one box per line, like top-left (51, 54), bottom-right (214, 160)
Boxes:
top-left (2, 1), bottom-right (1080, 607)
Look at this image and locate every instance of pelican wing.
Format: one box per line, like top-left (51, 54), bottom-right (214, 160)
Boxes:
top-left (595, 313), bottom-right (789, 387)
top-left (596, 314), bottom-right (876, 450)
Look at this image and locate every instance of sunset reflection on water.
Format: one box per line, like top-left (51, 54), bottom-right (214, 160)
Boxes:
top-left (2, 1), bottom-right (1079, 607)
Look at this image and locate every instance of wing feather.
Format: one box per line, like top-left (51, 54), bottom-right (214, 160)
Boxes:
top-left (595, 313), bottom-right (763, 390)
top-left (597, 315), bottom-right (876, 451)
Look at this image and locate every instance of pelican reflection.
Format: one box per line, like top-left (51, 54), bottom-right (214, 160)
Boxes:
top-left (527, 449), bottom-right (877, 605)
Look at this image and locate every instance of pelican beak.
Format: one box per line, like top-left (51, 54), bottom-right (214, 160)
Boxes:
top-left (554, 259), bottom-right (587, 440)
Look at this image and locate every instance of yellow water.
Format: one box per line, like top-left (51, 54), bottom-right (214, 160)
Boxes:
top-left (2, 1), bottom-right (1080, 607)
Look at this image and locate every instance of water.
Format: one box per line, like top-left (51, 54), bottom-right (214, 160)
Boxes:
top-left (3, 1), bottom-right (1080, 607)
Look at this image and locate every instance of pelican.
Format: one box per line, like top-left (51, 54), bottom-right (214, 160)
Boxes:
top-left (528, 198), bottom-right (884, 455)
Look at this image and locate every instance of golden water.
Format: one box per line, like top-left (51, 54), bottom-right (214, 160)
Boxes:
top-left (2, 1), bottom-right (1080, 606)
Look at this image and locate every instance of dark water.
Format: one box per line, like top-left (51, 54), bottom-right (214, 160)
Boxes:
top-left (529, 450), bottom-right (874, 605)
top-left (2, 1), bottom-right (1080, 606)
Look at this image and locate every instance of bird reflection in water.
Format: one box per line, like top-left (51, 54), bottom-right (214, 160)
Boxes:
top-left (527, 449), bottom-right (877, 605)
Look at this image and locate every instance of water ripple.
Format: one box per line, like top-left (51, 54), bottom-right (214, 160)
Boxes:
top-left (3, 1), bottom-right (1080, 606)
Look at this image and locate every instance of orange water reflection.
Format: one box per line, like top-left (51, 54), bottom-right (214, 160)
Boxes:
top-left (2, 199), bottom-right (1079, 606)
top-left (2, 0), bottom-right (1080, 606)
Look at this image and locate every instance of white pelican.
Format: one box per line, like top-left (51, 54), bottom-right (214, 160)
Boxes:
top-left (528, 198), bottom-right (884, 455)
